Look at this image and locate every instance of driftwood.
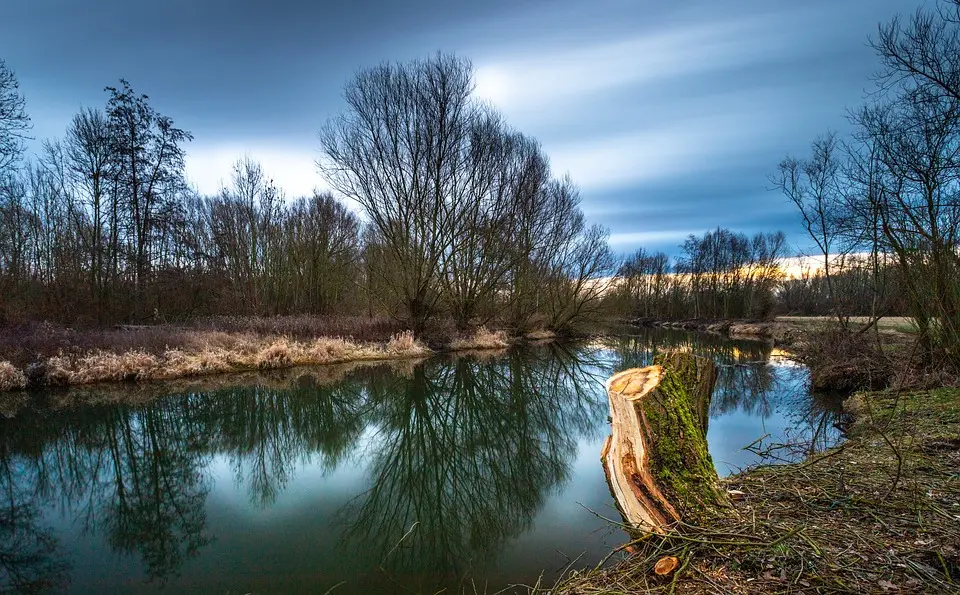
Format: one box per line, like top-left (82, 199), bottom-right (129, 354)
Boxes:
top-left (601, 352), bottom-right (729, 532)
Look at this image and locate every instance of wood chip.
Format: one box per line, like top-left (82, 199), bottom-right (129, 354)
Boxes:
top-left (654, 556), bottom-right (680, 576)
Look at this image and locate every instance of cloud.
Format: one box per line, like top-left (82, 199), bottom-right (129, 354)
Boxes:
top-left (466, 7), bottom-right (829, 198)
top-left (545, 90), bottom-right (787, 192)
top-left (186, 144), bottom-right (326, 198)
top-left (608, 230), bottom-right (694, 247)
top-left (472, 12), bottom-right (802, 114)
top-left (551, 123), bottom-right (752, 192)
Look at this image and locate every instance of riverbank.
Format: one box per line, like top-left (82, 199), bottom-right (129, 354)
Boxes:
top-left (0, 317), bottom-right (540, 392)
top-left (632, 315), bottom-right (924, 393)
top-left (631, 316), bottom-right (916, 346)
top-left (631, 317), bottom-right (800, 345)
top-left (548, 386), bottom-right (960, 594)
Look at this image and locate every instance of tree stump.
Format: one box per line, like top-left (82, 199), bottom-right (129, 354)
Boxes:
top-left (601, 352), bottom-right (729, 532)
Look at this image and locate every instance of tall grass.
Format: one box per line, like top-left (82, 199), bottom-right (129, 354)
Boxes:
top-left (449, 327), bottom-right (510, 351)
top-left (0, 316), bottom-right (405, 368)
top-left (30, 332), bottom-right (432, 390)
top-left (0, 317), bottom-right (538, 392)
top-left (0, 362), bottom-right (26, 391)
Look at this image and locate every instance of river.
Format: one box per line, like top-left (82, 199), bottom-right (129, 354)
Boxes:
top-left (0, 328), bottom-right (843, 593)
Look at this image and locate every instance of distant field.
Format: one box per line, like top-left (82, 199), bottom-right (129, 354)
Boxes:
top-left (777, 316), bottom-right (915, 333)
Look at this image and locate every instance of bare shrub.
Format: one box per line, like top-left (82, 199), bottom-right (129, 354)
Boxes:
top-left (306, 337), bottom-right (359, 362)
top-left (256, 341), bottom-right (294, 369)
top-left (797, 329), bottom-right (894, 392)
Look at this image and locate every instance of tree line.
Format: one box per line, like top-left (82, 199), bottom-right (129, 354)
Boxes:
top-left (0, 55), bottom-right (614, 332)
top-left (609, 228), bottom-right (789, 320)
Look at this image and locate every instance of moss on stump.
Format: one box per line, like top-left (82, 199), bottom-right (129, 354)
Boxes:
top-left (602, 351), bottom-right (729, 532)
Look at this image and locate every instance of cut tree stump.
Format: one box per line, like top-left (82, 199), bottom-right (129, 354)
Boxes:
top-left (601, 352), bottom-right (729, 532)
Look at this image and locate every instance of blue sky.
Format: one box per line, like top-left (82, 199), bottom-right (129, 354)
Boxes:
top-left (1, 0), bottom-right (921, 256)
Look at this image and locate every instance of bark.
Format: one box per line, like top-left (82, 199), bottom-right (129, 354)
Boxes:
top-left (601, 352), bottom-right (728, 533)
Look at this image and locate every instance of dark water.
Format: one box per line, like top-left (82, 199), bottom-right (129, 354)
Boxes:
top-left (0, 329), bottom-right (843, 594)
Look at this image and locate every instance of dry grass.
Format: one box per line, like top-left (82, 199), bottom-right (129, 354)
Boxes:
top-left (778, 315), bottom-right (916, 334)
top-left (7, 331), bottom-right (432, 391)
top-left (0, 316), bottom-right (553, 392)
top-left (192, 315), bottom-right (405, 342)
top-left (449, 327), bottom-right (510, 351)
top-left (0, 361), bottom-right (26, 391)
top-left (542, 388), bottom-right (960, 594)
top-left (0, 316), bottom-right (405, 369)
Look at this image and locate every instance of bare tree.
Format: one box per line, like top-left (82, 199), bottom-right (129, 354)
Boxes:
top-left (318, 54), bottom-right (476, 333)
top-left (774, 133), bottom-right (852, 327)
top-left (854, 88), bottom-right (960, 359)
top-left (873, 1), bottom-right (960, 103)
top-left (105, 79), bottom-right (192, 315)
top-left (0, 59), bottom-right (31, 172)
top-left (207, 157), bottom-right (282, 312)
top-left (282, 192), bottom-right (361, 314)
top-left (64, 108), bottom-right (115, 317)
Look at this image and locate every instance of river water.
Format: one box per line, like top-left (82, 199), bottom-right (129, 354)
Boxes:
top-left (0, 329), bottom-right (843, 593)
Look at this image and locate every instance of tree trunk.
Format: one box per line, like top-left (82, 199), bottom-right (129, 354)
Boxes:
top-left (601, 352), bottom-right (729, 533)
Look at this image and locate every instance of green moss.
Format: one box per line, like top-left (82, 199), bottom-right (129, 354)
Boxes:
top-left (643, 352), bottom-right (728, 521)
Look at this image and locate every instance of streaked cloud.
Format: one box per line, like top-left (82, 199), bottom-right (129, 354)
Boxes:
top-left (1, 0), bottom-right (920, 256)
top-left (473, 14), bottom-right (798, 113)
top-left (608, 230), bottom-right (695, 247)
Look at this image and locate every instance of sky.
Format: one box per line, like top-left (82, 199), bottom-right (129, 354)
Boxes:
top-left (1, 0), bottom-right (923, 257)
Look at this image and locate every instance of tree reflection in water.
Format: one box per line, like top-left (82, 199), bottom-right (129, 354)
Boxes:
top-left (603, 328), bottom-right (844, 459)
top-left (0, 401), bottom-right (212, 586)
top-left (0, 442), bottom-right (70, 593)
top-left (198, 374), bottom-right (367, 507)
top-left (338, 344), bottom-right (608, 589)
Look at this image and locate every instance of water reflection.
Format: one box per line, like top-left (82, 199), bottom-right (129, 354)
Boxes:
top-left (0, 332), bottom-right (842, 593)
top-left (601, 329), bottom-right (844, 467)
top-left (0, 446), bottom-right (70, 593)
top-left (0, 402), bottom-right (212, 585)
top-left (340, 347), bottom-right (607, 587)
top-left (201, 377), bottom-right (367, 507)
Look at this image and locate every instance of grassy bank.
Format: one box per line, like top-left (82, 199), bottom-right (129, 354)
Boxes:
top-left (546, 387), bottom-right (960, 594)
top-left (0, 317), bottom-right (528, 392)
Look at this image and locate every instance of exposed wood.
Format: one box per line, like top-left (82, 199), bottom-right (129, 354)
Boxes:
top-left (654, 556), bottom-right (680, 576)
top-left (601, 352), bottom-right (729, 533)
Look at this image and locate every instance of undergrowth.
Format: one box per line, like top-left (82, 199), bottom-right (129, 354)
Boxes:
top-left (538, 388), bottom-right (960, 594)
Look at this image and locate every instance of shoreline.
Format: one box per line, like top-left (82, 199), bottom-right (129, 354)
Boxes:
top-left (631, 315), bottom-right (916, 343)
top-left (629, 317), bottom-right (803, 346)
top-left (0, 326), bottom-right (553, 394)
top-left (0, 315), bottom-right (893, 394)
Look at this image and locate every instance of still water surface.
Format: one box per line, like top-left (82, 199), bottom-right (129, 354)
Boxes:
top-left (0, 329), bottom-right (843, 593)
